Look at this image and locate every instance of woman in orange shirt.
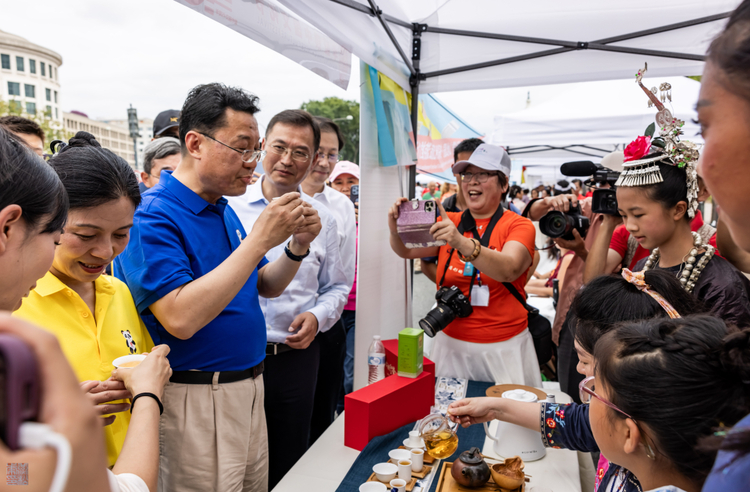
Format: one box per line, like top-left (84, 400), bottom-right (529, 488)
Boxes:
top-left (389, 143), bottom-right (541, 385)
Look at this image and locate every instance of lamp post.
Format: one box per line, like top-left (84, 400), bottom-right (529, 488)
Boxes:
top-left (127, 104), bottom-right (140, 170)
top-left (333, 115), bottom-right (353, 122)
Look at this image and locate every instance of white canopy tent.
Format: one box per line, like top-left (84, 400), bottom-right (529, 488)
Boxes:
top-left (171, 0), bottom-right (737, 390)
top-left (492, 75), bottom-right (704, 185)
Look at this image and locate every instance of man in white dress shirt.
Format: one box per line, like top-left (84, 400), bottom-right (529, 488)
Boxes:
top-left (300, 117), bottom-right (357, 445)
top-left (227, 109), bottom-right (349, 489)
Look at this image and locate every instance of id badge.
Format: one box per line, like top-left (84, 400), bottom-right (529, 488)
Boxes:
top-left (471, 284), bottom-right (490, 307)
top-left (463, 262), bottom-right (475, 277)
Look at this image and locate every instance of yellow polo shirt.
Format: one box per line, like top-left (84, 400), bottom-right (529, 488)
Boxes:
top-left (14, 271), bottom-right (153, 466)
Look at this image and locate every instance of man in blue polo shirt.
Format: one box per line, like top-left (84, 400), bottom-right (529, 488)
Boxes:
top-left (114, 83), bottom-right (321, 492)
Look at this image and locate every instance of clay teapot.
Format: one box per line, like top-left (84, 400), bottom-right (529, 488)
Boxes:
top-left (451, 447), bottom-right (490, 488)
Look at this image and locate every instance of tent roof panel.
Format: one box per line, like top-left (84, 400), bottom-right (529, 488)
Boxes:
top-left (279, 0), bottom-right (738, 93)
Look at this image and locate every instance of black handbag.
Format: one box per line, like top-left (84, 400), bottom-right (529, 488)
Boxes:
top-left (501, 281), bottom-right (554, 366)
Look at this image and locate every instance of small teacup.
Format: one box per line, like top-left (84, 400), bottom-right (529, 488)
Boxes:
top-left (390, 478), bottom-right (406, 492)
top-left (388, 449), bottom-right (410, 464)
top-left (410, 448), bottom-right (424, 472)
top-left (359, 482), bottom-right (387, 492)
top-left (407, 430), bottom-right (421, 446)
top-left (398, 460), bottom-right (412, 481)
top-left (113, 354), bottom-right (146, 369)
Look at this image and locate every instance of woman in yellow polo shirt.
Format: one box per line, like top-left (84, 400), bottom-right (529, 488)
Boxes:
top-left (15, 131), bottom-right (154, 467)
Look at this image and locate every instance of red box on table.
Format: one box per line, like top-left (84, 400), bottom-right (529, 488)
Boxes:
top-left (344, 339), bottom-right (435, 451)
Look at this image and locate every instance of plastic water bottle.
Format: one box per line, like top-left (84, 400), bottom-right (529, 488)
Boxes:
top-left (368, 335), bottom-right (386, 384)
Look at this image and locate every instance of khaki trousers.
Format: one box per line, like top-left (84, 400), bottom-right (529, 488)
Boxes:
top-left (158, 374), bottom-right (268, 492)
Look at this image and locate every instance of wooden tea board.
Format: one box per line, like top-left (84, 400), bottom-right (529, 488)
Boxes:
top-left (435, 463), bottom-right (525, 492)
top-left (412, 464), bottom-right (433, 479)
top-left (485, 384), bottom-right (547, 401)
top-left (366, 473), bottom-right (417, 491)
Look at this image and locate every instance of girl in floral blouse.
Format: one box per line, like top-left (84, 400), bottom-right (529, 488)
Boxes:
top-left (586, 315), bottom-right (750, 492)
top-left (449, 269), bottom-right (703, 492)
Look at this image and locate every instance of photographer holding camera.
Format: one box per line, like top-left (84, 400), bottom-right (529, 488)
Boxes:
top-left (389, 144), bottom-right (541, 385)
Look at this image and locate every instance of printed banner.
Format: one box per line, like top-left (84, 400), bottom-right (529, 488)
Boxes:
top-left (363, 64), bottom-right (480, 176)
top-left (415, 94), bottom-right (483, 183)
top-left (366, 65), bottom-right (417, 167)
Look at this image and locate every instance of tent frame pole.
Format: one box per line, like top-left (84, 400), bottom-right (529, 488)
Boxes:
top-left (423, 12), bottom-right (729, 47)
top-left (327, 1), bottom-right (728, 80)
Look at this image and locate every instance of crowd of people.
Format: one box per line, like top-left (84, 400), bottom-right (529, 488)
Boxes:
top-left (3, 3), bottom-right (750, 492)
top-left (445, 4), bottom-right (750, 492)
top-left (0, 83), bottom-right (359, 492)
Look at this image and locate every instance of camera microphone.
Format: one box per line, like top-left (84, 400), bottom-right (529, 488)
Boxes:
top-left (560, 161), bottom-right (599, 177)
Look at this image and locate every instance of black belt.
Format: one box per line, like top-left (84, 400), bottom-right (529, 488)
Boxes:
top-left (266, 342), bottom-right (294, 355)
top-left (169, 361), bottom-right (264, 384)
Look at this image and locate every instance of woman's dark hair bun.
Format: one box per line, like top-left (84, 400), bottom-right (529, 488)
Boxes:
top-left (64, 131), bottom-right (101, 150)
top-left (48, 132), bottom-right (140, 210)
top-left (720, 327), bottom-right (750, 384)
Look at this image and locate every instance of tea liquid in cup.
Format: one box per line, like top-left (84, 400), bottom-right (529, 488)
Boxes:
top-left (112, 354), bottom-right (146, 369)
top-left (410, 449), bottom-right (424, 472)
top-left (398, 460), bottom-right (412, 481)
top-left (390, 478), bottom-right (406, 492)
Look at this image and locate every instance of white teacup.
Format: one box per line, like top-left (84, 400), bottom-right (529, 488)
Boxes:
top-left (388, 449), bottom-right (410, 464)
top-left (359, 482), bottom-right (387, 492)
top-left (410, 448), bottom-right (424, 472)
top-left (407, 430), bottom-right (421, 447)
top-left (390, 478), bottom-right (406, 492)
top-left (113, 354), bottom-right (146, 369)
top-left (398, 460), bottom-right (412, 481)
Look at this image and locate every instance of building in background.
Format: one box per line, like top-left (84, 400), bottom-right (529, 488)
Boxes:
top-left (102, 117), bottom-right (153, 169)
top-left (0, 29), bottom-right (62, 122)
top-left (63, 110), bottom-right (135, 168)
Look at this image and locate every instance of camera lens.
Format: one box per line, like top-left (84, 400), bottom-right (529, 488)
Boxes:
top-left (419, 305), bottom-right (456, 338)
top-left (539, 211), bottom-right (571, 238)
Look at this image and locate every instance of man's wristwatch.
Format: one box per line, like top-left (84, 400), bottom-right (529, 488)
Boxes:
top-left (285, 241), bottom-right (310, 261)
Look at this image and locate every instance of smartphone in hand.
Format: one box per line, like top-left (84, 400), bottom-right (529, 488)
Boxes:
top-left (0, 334), bottom-right (40, 450)
top-left (396, 200), bottom-right (446, 249)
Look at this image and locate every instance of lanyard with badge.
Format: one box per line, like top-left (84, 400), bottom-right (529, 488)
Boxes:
top-left (437, 204), bottom-right (504, 307)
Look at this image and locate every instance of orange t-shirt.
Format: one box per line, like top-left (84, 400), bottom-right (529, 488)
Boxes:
top-left (436, 210), bottom-right (536, 344)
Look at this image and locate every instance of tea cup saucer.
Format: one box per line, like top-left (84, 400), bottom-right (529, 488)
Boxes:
top-left (403, 437), bottom-right (425, 450)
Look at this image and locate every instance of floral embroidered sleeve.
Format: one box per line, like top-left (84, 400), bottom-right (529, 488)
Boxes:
top-left (539, 402), bottom-right (599, 452)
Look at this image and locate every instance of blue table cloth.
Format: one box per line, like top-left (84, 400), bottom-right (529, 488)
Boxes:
top-left (335, 380), bottom-right (493, 492)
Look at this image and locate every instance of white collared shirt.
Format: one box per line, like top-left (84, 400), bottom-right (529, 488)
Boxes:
top-left (307, 185), bottom-right (356, 287)
top-left (227, 177), bottom-right (349, 343)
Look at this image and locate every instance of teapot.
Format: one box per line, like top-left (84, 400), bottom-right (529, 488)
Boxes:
top-left (483, 389), bottom-right (547, 462)
top-left (451, 447), bottom-right (490, 488)
top-left (417, 413), bottom-right (458, 460)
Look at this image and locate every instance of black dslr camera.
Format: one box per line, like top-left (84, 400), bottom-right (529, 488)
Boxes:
top-left (560, 160), bottom-right (621, 215)
top-left (589, 165), bottom-right (620, 215)
top-left (419, 285), bottom-right (473, 338)
top-left (539, 203), bottom-right (590, 240)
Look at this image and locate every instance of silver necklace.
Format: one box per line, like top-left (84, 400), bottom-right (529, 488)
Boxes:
top-left (643, 231), bottom-right (715, 294)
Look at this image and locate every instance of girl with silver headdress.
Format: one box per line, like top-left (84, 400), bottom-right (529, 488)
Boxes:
top-left (614, 119), bottom-right (750, 327)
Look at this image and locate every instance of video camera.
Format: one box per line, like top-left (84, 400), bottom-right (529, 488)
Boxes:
top-left (560, 160), bottom-right (621, 216)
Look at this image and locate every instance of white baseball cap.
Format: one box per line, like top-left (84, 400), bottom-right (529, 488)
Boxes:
top-left (452, 144), bottom-right (511, 177)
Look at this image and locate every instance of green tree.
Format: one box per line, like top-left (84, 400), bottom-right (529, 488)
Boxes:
top-left (300, 97), bottom-right (359, 163)
top-left (0, 97), bottom-right (70, 151)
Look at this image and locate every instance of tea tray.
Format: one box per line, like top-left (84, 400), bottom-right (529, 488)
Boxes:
top-left (434, 463), bottom-right (525, 492)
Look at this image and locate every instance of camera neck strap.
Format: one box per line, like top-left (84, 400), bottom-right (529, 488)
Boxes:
top-left (438, 204), bottom-right (505, 294)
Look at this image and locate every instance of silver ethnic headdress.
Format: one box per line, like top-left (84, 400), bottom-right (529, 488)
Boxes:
top-left (614, 64), bottom-right (701, 218)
